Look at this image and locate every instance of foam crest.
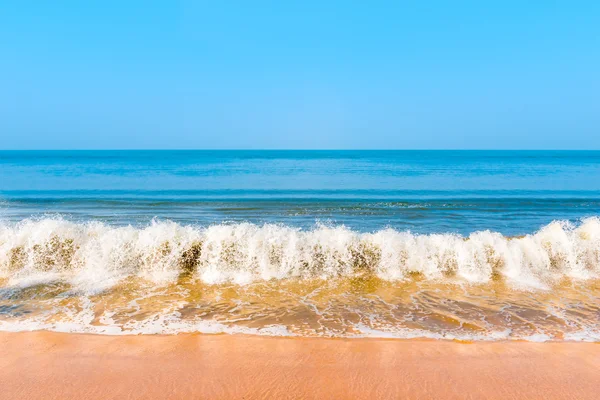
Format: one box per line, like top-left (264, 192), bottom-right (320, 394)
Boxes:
top-left (1, 217), bottom-right (600, 291)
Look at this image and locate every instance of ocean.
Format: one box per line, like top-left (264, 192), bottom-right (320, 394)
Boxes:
top-left (1, 150), bottom-right (600, 340)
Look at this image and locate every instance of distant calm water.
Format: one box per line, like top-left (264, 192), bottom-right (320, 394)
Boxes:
top-left (1, 150), bottom-right (600, 340)
top-left (2, 150), bottom-right (600, 235)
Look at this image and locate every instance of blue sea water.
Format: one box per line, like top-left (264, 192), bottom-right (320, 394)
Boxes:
top-left (1, 150), bottom-right (600, 235)
top-left (2, 150), bottom-right (600, 339)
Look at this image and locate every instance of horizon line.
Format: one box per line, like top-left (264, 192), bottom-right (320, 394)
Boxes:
top-left (0, 149), bottom-right (598, 152)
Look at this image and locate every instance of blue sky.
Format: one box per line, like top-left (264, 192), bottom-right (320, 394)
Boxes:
top-left (1, 1), bottom-right (599, 149)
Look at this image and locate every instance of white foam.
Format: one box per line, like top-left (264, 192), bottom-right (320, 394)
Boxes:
top-left (353, 323), bottom-right (514, 341)
top-left (1, 217), bottom-right (600, 292)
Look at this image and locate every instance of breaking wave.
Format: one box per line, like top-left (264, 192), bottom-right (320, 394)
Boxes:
top-left (2, 217), bottom-right (600, 291)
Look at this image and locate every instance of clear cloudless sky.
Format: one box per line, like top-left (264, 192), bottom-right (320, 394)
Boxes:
top-left (1, 1), bottom-right (599, 149)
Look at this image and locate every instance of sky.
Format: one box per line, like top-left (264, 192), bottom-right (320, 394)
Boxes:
top-left (1, 1), bottom-right (599, 149)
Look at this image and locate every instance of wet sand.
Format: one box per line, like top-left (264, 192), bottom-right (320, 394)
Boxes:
top-left (1, 332), bottom-right (599, 400)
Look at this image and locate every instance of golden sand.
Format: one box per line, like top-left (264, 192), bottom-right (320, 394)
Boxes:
top-left (1, 332), bottom-right (599, 399)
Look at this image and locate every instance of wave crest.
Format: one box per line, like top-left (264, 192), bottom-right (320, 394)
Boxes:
top-left (2, 218), bottom-right (600, 291)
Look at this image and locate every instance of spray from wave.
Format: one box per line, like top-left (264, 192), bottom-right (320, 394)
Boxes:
top-left (1, 217), bottom-right (600, 340)
top-left (2, 217), bottom-right (600, 290)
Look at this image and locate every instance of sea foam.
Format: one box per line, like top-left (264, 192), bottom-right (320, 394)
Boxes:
top-left (2, 217), bottom-right (600, 292)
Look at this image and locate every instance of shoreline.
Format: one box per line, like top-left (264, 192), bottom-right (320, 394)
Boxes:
top-left (1, 332), bottom-right (599, 399)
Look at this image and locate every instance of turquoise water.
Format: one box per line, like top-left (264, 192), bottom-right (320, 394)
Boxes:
top-left (1, 150), bottom-right (600, 235)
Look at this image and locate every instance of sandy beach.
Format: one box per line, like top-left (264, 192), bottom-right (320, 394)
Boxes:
top-left (0, 332), bottom-right (598, 399)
